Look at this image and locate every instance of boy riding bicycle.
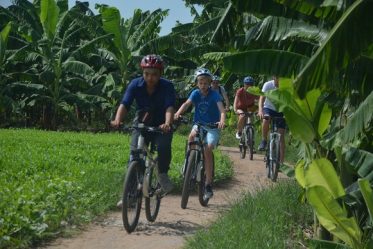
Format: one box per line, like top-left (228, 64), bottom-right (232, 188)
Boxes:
top-left (174, 68), bottom-right (226, 199)
top-left (111, 54), bottom-right (176, 207)
top-left (233, 76), bottom-right (258, 139)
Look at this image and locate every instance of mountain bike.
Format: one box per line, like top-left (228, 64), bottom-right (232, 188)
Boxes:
top-left (264, 116), bottom-right (284, 182)
top-left (120, 123), bottom-right (169, 233)
top-left (181, 122), bottom-right (217, 209)
top-left (238, 112), bottom-right (256, 160)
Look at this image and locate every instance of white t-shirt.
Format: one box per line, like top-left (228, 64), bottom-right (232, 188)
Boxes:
top-left (262, 80), bottom-right (277, 111)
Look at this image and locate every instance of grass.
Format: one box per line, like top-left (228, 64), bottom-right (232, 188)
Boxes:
top-left (0, 128), bottom-right (232, 248)
top-left (184, 180), bottom-right (313, 249)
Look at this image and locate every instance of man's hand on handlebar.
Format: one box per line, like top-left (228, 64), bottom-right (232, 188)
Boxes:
top-left (159, 123), bottom-right (171, 133)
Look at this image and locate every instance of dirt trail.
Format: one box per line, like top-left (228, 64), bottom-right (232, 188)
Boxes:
top-left (42, 146), bottom-right (281, 249)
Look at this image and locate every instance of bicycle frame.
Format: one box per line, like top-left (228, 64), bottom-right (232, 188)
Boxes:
top-left (130, 124), bottom-right (161, 198)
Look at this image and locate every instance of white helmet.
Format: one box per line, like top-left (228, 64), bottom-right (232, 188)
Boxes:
top-left (194, 68), bottom-right (212, 81)
top-left (212, 75), bottom-right (220, 81)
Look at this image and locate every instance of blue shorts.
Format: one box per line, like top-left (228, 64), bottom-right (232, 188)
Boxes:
top-left (263, 108), bottom-right (286, 129)
top-left (192, 125), bottom-right (220, 148)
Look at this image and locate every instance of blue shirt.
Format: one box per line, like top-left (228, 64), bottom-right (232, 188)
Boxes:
top-left (121, 77), bottom-right (176, 126)
top-left (189, 89), bottom-right (221, 125)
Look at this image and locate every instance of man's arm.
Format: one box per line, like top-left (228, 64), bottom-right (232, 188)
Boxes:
top-left (223, 92), bottom-right (230, 111)
top-left (258, 95), bottom-right (265, 119)
top-left (160, 106), bottom-right (174, 132)
top-left (111, 104), bottom-right (128, 127)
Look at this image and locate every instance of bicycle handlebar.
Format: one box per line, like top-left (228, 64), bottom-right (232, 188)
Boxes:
top-left (237, 111), bottom-right (257, 117)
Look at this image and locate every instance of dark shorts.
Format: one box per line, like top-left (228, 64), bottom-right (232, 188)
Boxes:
top-left (263, 108), bottom-right (286, 129)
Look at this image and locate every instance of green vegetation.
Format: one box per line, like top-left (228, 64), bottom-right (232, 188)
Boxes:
top-left (0, 129), bottom-right (232, 248)
top-left (184, 180), bottom-right (313, 249)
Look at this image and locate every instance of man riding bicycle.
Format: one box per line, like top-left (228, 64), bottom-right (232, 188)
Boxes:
top-left (174, 68), bottom-right (226, 199)
top-left (258, 76), bottom-right (286, 163)
top-left (111, 54), bottom-right (176, 207)
top-left (233, 76), bottom-right (258, 139)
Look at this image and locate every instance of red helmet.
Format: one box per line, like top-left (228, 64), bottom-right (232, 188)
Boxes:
top-left (140, 54), bottom-right (164, 70)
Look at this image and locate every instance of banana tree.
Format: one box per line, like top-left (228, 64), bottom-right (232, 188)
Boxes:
top-left (4, 0), bottom-right (113, 129)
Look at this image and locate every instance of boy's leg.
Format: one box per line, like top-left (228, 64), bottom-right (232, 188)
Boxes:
top-left (259, 108), bottom-right (270, 151)
top-left (204, 128), bottom-right (220, 198)
top-left (236, 109), bottom-right (245, 138)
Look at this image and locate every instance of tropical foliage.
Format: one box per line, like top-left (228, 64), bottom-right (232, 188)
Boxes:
top-left (1, 0), bottom-right (372, 248)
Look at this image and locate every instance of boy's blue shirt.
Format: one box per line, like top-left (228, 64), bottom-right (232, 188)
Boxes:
top-left (120, 77), bottom-right (175, 126)
top-left (189, 88), bottom-right (221, 125)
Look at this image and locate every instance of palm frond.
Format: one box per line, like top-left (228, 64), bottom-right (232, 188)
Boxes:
top-left (345, 147), bottom-right (373, 182)
top-left (294, 0), bottom-right (373, 98)
top-left (62, 60), bottom-right (94, 76)
top-left (223, 49), bottom-right (309, 76)
top-left (340, 91), bottom-right (373, 143)
top-left (246, 16), bottom-right (328, 46)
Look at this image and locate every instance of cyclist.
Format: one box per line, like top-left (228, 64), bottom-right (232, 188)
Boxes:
top-left (111, 54), bottom-right (176, 207)
top-left (174, 68), bottom-right (226, 199)
top-left (233, 76), bottom-right (258, 139)
top-left (257, 76), bottom-right (286, 163)
top-left (211, 75), bottom-right (230, 112)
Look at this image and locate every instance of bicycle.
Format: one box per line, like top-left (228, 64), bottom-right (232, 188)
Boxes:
top-left (238, 112), bottom-right (256, 160)
top-left (180, 122), bottom-right (217, 209)
top-left (264, 116), bottom-right (284, 182)
top-left (120, 123), bottom-right (172, 233)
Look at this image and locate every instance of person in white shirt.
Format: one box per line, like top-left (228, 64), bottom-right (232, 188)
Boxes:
top-left (257, 76), bottom-right (286, 163)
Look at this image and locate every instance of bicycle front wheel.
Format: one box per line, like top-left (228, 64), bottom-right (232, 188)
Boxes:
top-left (269, 140), bottom-right (280, 182)
top-left (144, 166), bottom-right (161, 222)
top-left (181, 150), bottom-right (196, 209)
top-left (247, 127), bottom-right (254, 160)
top-left (239, 132), bottom-right (246, 159)
top-left (122, 161), bottom-right (143, 233)
top-left (198, 155), bottom-right (211, 207)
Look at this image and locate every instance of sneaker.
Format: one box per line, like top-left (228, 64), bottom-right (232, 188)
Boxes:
top-left (258, 140), bottom-right (267, 151)
top-left (204, 184), bottom-right (213, 199)
top-left (116, 199), bottom-right (123, 209)
top-left (158, 173), bottom-right (174, 193)
top-left (235, 132), bottom-right (242, 139)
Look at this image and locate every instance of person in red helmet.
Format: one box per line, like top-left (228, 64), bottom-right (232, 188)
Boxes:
top-left (112, 55), bottom-right (176, 207)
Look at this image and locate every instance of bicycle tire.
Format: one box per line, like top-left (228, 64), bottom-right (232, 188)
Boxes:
top-left (270, 139), bottom-right (280, 182)
top-left (144, 166), bottom-right (161, 222)
top-left (122, 161), bottom-right (143, 233)
top-left (198, 154), bottom-right (210, 207)
top-left (265, 143), bottom-right (271, 179)
top-left (181, 150), bottom-right (197, 209)
top-left (247, 126), bottom-right (254, 160)
top-left (239, 130), bottom-right (246, 159)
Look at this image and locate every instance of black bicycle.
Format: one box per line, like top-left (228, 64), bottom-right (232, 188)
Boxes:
top-left (120, 123), bottom-right (167, 233)
top-left (238, 112), bottom-right (256, 160)
top-left (181, 122), bottom-right (217, 209)
top-left (264, 116), bottom-right (284, 182)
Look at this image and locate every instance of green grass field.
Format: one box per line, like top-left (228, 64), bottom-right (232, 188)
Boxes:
top-left (184, 180), bottom-right (313, 249)
top-left (0, 128), bottom-right (232, 248)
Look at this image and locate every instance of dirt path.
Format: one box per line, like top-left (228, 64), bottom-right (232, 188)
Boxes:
top-left (42, 146), bottom-right (280, 249)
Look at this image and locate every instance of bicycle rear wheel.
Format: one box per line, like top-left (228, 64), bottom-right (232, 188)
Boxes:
top-left (122, 161), bottom-right (143, 233)
top-left (144, 166), bottom-right (161, 222)
top-left (181, 150), bottom-right (197, 209)
top-left (247, 127), bottom-right (254, 160)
